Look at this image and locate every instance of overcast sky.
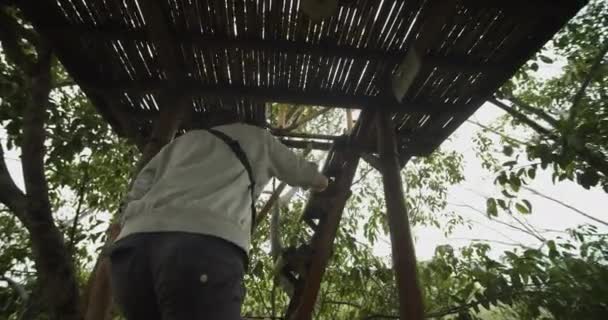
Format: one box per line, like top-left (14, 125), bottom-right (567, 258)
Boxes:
top-left (373, 102), bottom-right (608, 260)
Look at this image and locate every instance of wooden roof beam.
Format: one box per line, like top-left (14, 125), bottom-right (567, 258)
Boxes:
top-left (272, 131), bottom-right (342, 141)
top-left (50, 26), bottom-right (501, 74)
top-left (90, 83), bottom-right (464, 114)
top-left (462, 0), bottom-right (586, 15)
top-left (279, 139), bottom-right (333, 151)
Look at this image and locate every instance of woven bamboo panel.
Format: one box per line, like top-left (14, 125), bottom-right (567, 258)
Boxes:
top-left (22, 0), bottom-right (585, 155)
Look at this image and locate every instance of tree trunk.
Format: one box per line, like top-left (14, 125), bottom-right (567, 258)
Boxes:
top-left (20, 52), bottom-right (82, 320)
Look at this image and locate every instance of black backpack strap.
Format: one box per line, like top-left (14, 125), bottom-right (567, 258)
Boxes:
top-left (206, 128), bottom-right (256, 233)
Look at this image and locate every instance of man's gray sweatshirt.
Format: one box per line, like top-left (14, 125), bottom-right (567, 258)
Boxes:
top-left (116, 123), bottom-right (323, 254)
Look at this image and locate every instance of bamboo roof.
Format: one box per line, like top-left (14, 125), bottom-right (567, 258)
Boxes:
top-left (21, 0), bottom-right (585, 156)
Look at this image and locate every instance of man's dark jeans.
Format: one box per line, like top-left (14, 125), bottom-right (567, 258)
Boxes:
top-left (109, 232), bottom-right (247, 320)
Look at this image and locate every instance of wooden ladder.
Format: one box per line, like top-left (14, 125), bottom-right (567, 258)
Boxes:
top-left (281, 110), bottom-right (424, 320)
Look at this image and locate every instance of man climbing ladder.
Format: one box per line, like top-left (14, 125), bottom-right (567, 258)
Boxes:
top-left (108, 110), bottom-right (329, 319)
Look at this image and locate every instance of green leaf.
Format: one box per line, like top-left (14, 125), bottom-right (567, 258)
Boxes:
top-left (578, 169), bottom-right (600, 189)
top-left (539, 55), bottom-right (554, 64)
top-left (497, 172), bottom-right (508, 186)
top-left (505, 251), bottom-right (518, 261)
top-left (481, 299), bottom-right (490, 310)
top-left (547, 240), bottom-right (559, 259)
top-left (530, 62), bottom-right (539, 71)
top-left (486, 198), bottom-right (498, 217)
top-left (252, 262), bottom-right (264, 277)
top-left (511, 272), bottom-right (523, 289)
top-left (502, 160), bottom-right (517, 168)
top-left (502, 190), bottom-right (516, 198)
top-left (497, 199), bottom-right (507, 210)
top-left (515, 202), bottom-right (530, 214)
top-left (472, 304), bottom-right (480, 314)
top-left (509, 176), bottom-right (521, 192)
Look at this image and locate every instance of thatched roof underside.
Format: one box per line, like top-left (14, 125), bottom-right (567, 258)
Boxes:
top-left (23, 0), bottom-right (584, 156)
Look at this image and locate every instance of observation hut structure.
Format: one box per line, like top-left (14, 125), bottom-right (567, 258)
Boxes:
top-left (20, 0), bottom-right (586, 319)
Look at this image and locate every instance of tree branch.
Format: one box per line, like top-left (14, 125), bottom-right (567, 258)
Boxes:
top-left (450, 237), bottom-right (533, 248)
top-left (19, 45), bottom-right (83, 319)
top-left (282, 107), bottom-right (331, 131)
top-left (509, 212), bottom-right (546, 242)
top-left (0, 7), bottom-right (35, 73)
top-left (489, 98), bottom-right (557, 139)
top-left (523, 185), bottom-right (608, 227)
top-left (492, 100), bottom-right (608, 180)
top-left (0, 275), bottom-right (29, 302)
top-left (466, 119), bottom-right (529, 146)
top-left (324, 299), bottom-right (365, 309)
top-left (286, 107), bottom-right (305, 128)
top-left (449, 203), bottom-right (539, 239)
top-left (576, 147), bottom-right (608, 180)
top-left (569, 42), bottom-right (608, 122)
top-left (505, 95), bottom-right (560, 128)
top-left (20, 45), bottom-right (52, 222)
top-left (52, 79), bottom-right (77, 90)
top-left (255, 181), bottom-right (288, 229)
top-left (68, 166), bottom-right (89, 254)
top-left (0, 143), bottom-right (28, 222)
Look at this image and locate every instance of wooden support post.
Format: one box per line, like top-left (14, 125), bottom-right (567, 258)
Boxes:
top-left (377, 110), bottom-right (424, 320)
top-left (361, 153), bottom-right (383, 172)
top-left (346, 109), bottom-right (353, 131)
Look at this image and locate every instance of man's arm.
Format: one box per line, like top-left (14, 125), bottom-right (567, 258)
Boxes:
top-left (263, 130), bottom-right (328, 192)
